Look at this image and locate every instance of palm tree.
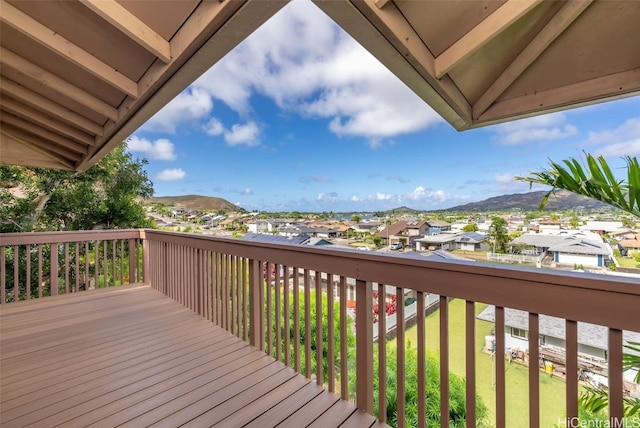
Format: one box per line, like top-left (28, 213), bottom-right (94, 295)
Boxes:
top-left (516, 153), bottom-right (640, 418)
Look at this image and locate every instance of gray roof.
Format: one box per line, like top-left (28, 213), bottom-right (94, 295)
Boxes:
top-left (241, 233), bottom-right (309, 245)
top-left (395, 250), bottom-right (474, 262)
top-left (455, 232), bottom-right (485, 244)
top-left (513, 234), bottom-right (608, 255)
top-left (477, 305), bottom-right (640, 352)
top-left (416, 234), bottom-right (459, 243)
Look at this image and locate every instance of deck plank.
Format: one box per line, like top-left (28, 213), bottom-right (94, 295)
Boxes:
top-left (0, 285), bottom-right (390, 428)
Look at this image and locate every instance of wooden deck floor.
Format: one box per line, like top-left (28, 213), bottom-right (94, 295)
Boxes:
top-left (0, 284), bottom-right (388, 428)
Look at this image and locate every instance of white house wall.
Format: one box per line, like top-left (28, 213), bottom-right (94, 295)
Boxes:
top-left (556, 253), bottom-right (601, 267)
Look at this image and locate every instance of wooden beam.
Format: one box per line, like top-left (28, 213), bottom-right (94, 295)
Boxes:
top-left (374, 0), bottom-right (392, 9)
top-left (79, 0), bottom-right (171, 63)
top-left (434, 0), bottom-right (543, 79)
top-left (0, 130), bottom-right (76, 169)
top-left (1, 97), bottom-right (95, 146)
top-left (1, 112), bottom-right (88, 155)
top-left (313, 0), bottom-right (471, 129)
top-left (473, 0), bottom-right (594, 119)
top-left (81, 0), bottom-right (287, 171)
top-left (0, 78), bottom-right (104, 136)
top-left (477, 67), bottom-right (640, 124)
top-left (0, 0), bottom-right (138, 98)
top-left (1, 124), bottom-right (83, 162)
top-left (0, 48), bottom-right (119, 121)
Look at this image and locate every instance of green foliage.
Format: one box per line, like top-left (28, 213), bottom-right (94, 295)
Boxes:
top-left (0, 143), bottom-right (153, 232)
top-left (372, 236), bottom-right (382, 247)
top-left (372, 347), bottom-right (489, 428)
top-left (488, 216), bottom-right (509, 253)
top-left (515, 153), bottom-right (640, 218)
top-left (462, 223), bottom-right (478, 232)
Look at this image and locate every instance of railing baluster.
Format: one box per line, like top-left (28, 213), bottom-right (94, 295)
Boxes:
top-left (128, 238), bottom-right (135, 283)
top-left (284, 265), bottom-right (291, 367)
top-left (75, 242), bottom-right (80, 292)
top-left (243, 257), bottom-right (249, 342)
top-left (529, 312), bottom-right (540, 428)
top-left (378, 283), bottom-right (386, 423)
top-left (111, 240), bottom-right (116, 287)
top-left (1, 246), bottom-right (6, 303)
top-left (465, 300), bottom-right (476, 427)
top-left (275, 263), bottom-right (281, 361)
top-left (64, 242), bottom-right (70, 294)
top-left (315, 270), bottom-right (323, 385)
top-left (417, 291), bottom-right (426, 428)
top-left (103, 240), bottom-right (107, 287)
top-left (13, 245), bottom-right (19, 301)
top-left (608, 328), bottom-right (623, 426)
top-left (294, 267), bottom-right (301, 373)
top-left (396, 286), bottom-right (406, 428)
top-left (26, 244), bottom-right (31, 299)
top-left (249, 258), bottom-right (262, 350)
top-left (566, 320), bottom-right (578, 423)
top-left (94, 240), bottom-right (99, 289)
top-left (339, 275), bottom-right (348, 400)
top-left (304, 269), bottom-right (312, 378)
top-left (440, 295), bottom-right (449, 428)
top-left (495, 305), bottom-right (506, 428)
top-left (119, 239), bottom-right (124, 286)
top-left (38, 244), bottom-right (43, 298)
top-left (356, 279), bottom-right (373, 414)
top-left (50, 243), bottom-right (58, 295)
top-left (266, 262), bottom-right (273, 357)
top-left (327, 274), bottom-right (335, 393)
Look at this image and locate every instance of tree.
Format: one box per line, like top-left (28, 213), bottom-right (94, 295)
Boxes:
top-left (351, 214), bottom-right (362, 223)
top-left (515, 153), bottom-right (639, 218)
top-left (487, 216), bottom-right (509, 253)
top-left (0, 142), bottom-right (153, 232)
top-left (462, 223), bottom-right (478, 232)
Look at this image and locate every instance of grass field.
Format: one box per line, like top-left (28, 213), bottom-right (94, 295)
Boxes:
top-left (402, 299), bottom-right (568, 427)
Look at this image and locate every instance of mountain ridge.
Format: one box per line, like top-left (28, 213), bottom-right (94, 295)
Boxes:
top-left (444, 190), bottom-right (609, 212)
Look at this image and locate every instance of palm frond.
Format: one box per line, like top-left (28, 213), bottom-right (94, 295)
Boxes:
top-left (515, 153), bottom-right (640, 218)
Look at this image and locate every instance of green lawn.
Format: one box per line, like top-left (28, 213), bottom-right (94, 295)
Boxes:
top-left (403, 299), bottom-right (567, 427)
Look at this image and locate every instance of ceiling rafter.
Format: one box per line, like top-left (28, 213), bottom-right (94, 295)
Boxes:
top-left (79, 0), bottom-right (171, 63)
top-left (0, 0), bottom-right (139, 98)
top-left (479, 67), bottom-right (640, 123)
top-left (0, 47), bottom-right (119, 121)
top-left (473, 0), bottom-right (595, 119)
top-left (434, 0), bottom-right (544, 79)
top-left (1, 97), bottom-right (95, 146)
top-left (0, 78), bottom-right (104, 136)
top-left (1, 113), bottom-right (88, 155)
top-left (1, 128), bottom-right (78, 169)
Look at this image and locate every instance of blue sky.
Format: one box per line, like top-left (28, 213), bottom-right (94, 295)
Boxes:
top-left (128, 0), bottom-right (640, 213)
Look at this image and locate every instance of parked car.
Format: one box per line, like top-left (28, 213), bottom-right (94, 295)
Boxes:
top-left (390, 242), bottom-right (404, 251)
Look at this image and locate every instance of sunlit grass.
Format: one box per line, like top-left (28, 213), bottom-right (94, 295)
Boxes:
top-left (403, 298), bottom-right (567, 427)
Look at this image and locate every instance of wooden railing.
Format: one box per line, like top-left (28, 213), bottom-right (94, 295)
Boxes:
top-left (0, 230), bottom-right (143, 303)
top-left (143, 230), bottom-right (640, 428)
top-left (2, 229), bottom-right (639, 427)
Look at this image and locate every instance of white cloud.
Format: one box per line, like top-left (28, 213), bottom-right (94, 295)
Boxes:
top-left (224, 122), bottom-right (261, 147)
top-left (491, 112), bottom-right (578, 146)
top-left (191, 0), bottom-right (441, 145)
top-left (142, 88), bottom-right (213, 134)
top-left (128, 136), bottom-right (177, 161)
top-left (155, 168), bottom-right (186, 181)
top-left (584, 118), bottom-right (640, 158)
top-left (203, 118), bottom-right (224, 136)
top-left (242, 187), bottom-right (253, 195)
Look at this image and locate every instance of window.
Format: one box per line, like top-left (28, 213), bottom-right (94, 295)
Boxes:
top-left (511, 327), bottom-right (528, 339)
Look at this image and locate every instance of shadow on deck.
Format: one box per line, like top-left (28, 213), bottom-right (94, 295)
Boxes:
top-left (0, 284), bottom-right (387, 427)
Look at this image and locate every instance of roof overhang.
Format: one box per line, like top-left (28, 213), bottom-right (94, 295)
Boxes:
top-left (1, 0), bottom-right (639, 171)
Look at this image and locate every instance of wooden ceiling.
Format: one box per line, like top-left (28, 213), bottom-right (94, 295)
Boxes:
top-left (1, 0), bottom-right (639, 171)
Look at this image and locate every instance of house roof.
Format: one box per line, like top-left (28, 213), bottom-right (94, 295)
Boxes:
top-left (241, 233), bottom-right (309, 245)
top-left (455, 232), bottom-right (486, 244)
top-left (477, 305), bottom-right (640, 353)
top-left (620, 235), bottom-right (640, 249)
top-left (2, 0), bottom-right (639, 171)
top-left (547, 237), bottom-right (609, 256)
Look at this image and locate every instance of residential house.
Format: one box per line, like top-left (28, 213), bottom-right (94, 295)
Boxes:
top-left (580, 221), bottom-right (624, 235)
top-left (424, 220), bottom-right (451, 235)
top-left (454, 232), bottom-right (487, 252)
top-left (378, 220), bottom-right (429, 247)
top-left (619, 234), bottom-right (640, 256)
top-left (415, 233), bottom-right (458, 251)
top-left (538, 219), bottom-right (562, 232)
top-left (477, 306), bottom-right (640, 393)
top-left (512, 233), bottom-right (612, 268)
